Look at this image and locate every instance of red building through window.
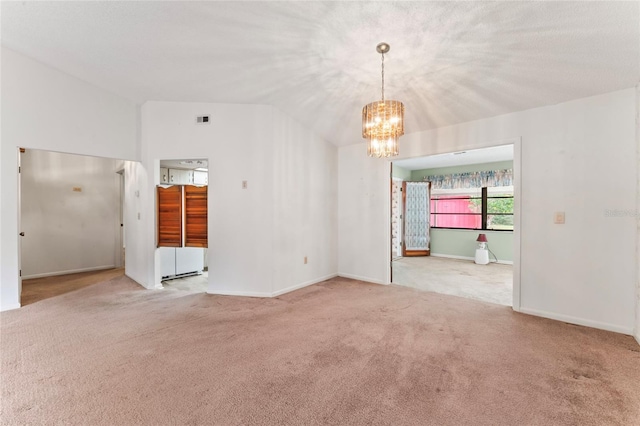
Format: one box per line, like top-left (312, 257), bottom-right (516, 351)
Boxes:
top-left (430, 196), bottom-right (481, 229)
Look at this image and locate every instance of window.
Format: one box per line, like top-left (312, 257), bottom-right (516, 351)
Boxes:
top-left (430, 186), bottom-right (513, 230)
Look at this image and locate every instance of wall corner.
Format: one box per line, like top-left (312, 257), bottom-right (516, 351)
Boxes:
top-left (635, 82), bottom-right (640, 345)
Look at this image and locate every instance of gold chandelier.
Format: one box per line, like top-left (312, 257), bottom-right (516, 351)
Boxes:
top-left (362, 42), bottom-right (405, 158)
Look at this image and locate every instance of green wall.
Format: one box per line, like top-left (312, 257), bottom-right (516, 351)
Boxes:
top-left (416, 160), bottom-right (514, 263)
top-left (392, 164), bottom-right (411, 180)
top-left (430, 229), bottom-right (513, 263)
top-left (411, 160), bottom-right (513, 181)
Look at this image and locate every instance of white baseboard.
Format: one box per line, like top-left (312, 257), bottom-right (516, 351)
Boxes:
top-left (207, 273), bottom-right (340, 298)
top-left (430, 253), bottom-right (513, 265)
top-left (22, 265), bottom-right (116, 280)
top-left (272, 273), bottom-right (338, 297)
top-left (207, 289), bottom-right (273, 298)
top-left (337, 272), bottom-right (387, 285)
top-left (519, 307), bottom-right (634, 336)
top-left (0, 303), bottom-right (21, 312)
top-left (124, 273), bottom-right (148, 289)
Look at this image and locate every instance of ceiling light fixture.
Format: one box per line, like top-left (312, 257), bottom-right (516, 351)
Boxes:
top-left (362, 42), bottom-right (405, 158)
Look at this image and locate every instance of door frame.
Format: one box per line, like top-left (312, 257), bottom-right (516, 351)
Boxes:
top-left (17, 148), bottom-right (24, 302)
top-left (115, 169), bottom-right (125, 268)
top-left (386, 138), bottom-right (522, 311)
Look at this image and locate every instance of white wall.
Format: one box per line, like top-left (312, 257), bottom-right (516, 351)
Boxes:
top-left (130, 101), bottom-right (337, 296)
top-left (20, 150), bottom-right (120, 278)
top-left (339, 88), bottom-right (638, 335)
top-left (1, 47), bottom-right (138, 310)
top-left (338, 145), bottom-right (390, 284)
top-left (271, 107), bottom-right (338, 295)
top-left (123, 161), bottom-right (149, 287)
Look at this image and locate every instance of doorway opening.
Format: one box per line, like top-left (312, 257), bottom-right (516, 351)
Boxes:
top-left (390, 143), bottom-right (519, 307)
top-left (157, 158), bottom-right (209, 294)
top-left (18, 148), bottom-right (127, 305)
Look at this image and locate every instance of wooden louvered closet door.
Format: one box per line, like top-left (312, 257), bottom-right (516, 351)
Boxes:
top-left (184, 185), bottom-right (208, 248)
top-left (157, 185), bottom-right (183, 247)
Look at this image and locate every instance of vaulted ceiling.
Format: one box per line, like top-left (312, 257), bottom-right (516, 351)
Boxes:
top-left (2, 1), bottom-right (638, 147)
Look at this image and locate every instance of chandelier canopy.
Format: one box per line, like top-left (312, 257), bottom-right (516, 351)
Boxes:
top-left (362, 43), bottom-right (405, 158)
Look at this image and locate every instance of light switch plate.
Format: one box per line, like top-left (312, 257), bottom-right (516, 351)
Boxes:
top-left (554, 211), bottom-right (565, 224)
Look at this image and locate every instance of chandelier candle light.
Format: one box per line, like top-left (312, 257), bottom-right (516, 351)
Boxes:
top-left (362, 42), bottom-right (405, 158)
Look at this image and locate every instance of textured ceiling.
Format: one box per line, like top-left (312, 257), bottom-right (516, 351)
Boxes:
top-left (2, 1), bottom-right (639, 147)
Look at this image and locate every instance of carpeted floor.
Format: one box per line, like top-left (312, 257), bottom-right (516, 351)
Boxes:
top-left (1, 275), bottom-right (639, 425)
top-left (392, 256), bottom-right (513, 306)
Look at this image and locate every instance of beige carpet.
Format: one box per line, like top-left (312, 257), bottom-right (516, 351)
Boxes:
top-left (1, 275), bottom-right (639, 425)
top-left (392, 256), bottom-right (513, 306)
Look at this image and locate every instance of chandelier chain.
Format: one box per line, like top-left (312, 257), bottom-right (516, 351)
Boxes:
top-left (381, 52), bottom-right (385, 102)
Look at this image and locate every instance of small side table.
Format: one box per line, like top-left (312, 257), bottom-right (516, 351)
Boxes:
top-left (475, 248), bottom-right (489, 265)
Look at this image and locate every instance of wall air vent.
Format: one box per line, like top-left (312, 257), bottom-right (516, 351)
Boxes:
top-left (196, 115), bottom-right (210, 124)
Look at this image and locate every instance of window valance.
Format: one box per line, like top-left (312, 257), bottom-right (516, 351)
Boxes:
top-left (424, 169), bottom-right (513, 190)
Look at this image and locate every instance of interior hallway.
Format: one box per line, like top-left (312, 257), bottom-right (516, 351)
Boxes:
top-left (392, 256), bottom-right (513, 306)
top-left (21, 268), bottom-right (209, 307)
top-left (21, 268), bottom-right (125, 306)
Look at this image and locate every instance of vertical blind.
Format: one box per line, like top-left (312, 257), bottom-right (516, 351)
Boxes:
top-left (403, 181), bottom-right (430, 251)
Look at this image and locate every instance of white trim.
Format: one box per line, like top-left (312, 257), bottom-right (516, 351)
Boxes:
top-left (512, 137), bottom-right (522, 312)
top-left (519, 307), bottom-right (634, 336)
top-left (125, 272), bottom-right (148, 289)
top-left (207, 274), bottom-right (339, 298)
top-left (272, 273), bottom-right (338, 297)
top-left (387, 138), bottom-right (522, 311)
top-left (386, 163), bottom-right (393, 284)
top-left (207, 289), bottom-right (273, 298)
top-left (430, 252), bottom-right (513, 265)
top-left (338, 272), bottom-right (387, 285)
top-left (0, 303), bottom-right (21, 312)
top-left (22, 265), bottom-right (116, 280)
top-left (635, 83), bottom-right (640, 347)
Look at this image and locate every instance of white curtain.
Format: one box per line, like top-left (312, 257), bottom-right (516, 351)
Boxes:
top-left (404, 182), bottom-right (430, 250)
